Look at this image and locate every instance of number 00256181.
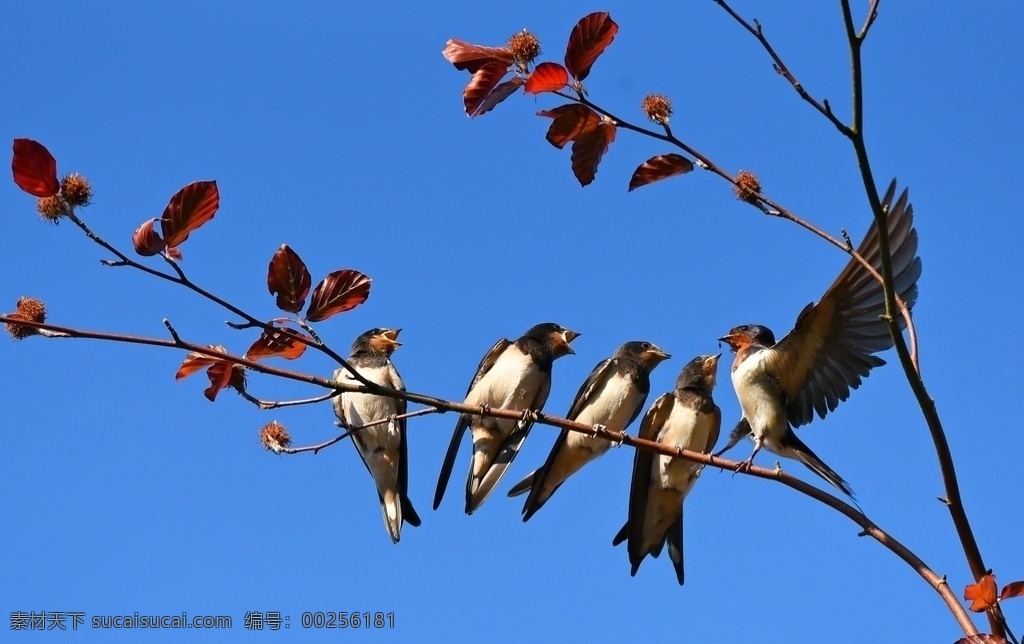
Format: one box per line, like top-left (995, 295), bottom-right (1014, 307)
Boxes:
top-left (300, 612), bottom-right (395, 629)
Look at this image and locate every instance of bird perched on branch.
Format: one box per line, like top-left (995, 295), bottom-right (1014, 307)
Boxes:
top-left (508, 340), bottom-right (670, 521)
top-left (433, 322), bottom-right (580, 514)
top-left (717, 181), bottom-right (921, 496)
top-left (613, 353), bottom-right (722, 585)
top-left (333, 327), bottom-right (420, 543)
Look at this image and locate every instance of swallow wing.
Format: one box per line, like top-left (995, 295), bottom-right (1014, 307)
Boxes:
top-left (433, 338), bottom-right (512, 510)
top-left (625, 393), bottom-right (674, 573)
top-left (389, 363), bottom-right (420, 527)
top-left (765, 181), bottom-right (921, 427)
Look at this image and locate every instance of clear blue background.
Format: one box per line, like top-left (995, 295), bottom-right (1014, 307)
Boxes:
top-left (3, 1), bottom-right (1022, 642)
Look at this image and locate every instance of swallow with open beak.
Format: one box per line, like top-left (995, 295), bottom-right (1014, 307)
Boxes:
top-left (613, 354), bottom-right (722, 585)
top-left (333, 328), bottom-right (420, 543)
top-left (716, 181), bottom-right (921, 496)
top-left (508, 341), bottom-right (670, 521)
top-left (433, 322), bottom-right (580, 514)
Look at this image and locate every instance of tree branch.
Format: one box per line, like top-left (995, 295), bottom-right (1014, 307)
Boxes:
top-left (0, 314), bottom-right (978, 634)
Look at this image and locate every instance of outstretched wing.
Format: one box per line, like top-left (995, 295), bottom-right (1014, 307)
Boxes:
top-left (763, 181), bottom-right (921, 427)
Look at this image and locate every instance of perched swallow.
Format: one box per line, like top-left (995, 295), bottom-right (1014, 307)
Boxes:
top-left (717, 182), bottom-right (921, 496)
top-left (433, 322), bottom-right (580, 514)
top-left (333, 328), bottom-right (420, 543)
top-left (613, 354), bottom-right (722, 585)
top-left (508, 341), bottom-right (670, 521)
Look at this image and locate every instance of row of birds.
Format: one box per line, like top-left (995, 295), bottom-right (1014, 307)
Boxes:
top-left (331, 183), bottom-right (921, 585)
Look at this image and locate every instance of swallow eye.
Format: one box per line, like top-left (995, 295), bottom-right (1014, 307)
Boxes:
top-left (641, 342), bottom-right (651, 350)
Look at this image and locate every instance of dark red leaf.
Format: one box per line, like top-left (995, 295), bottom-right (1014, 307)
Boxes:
top-left (267, 244), bottom-right (311, 314)
top-left (442, 39), bottom-right (514, 73)
top-left (954, 636), bottom-right (1008, 644)
top-left (564, 12), bottom-right (618, 82)
top-left (176, 346), bottom-right (229, 380)
top-left (12, 138), bottom-right (59, 197)
top-left (244, 327), bottom-right (308, 361)
top-left (204, 361), bottom-right (237, 401)
top-left (965, 574), bottom-right (999, 612)
top-left (571, 122), bottom-right (615, 186)
top-left (464, 62), bottom-right (509, 116)
top-left (473, 77), bottom-right (525, 117)
top-left (1001, 580), bottom-right (1024, 601)
top-left (525, 62), bottom-right (569, 94)
top-left (306, 269), bottom-right (371, 322)
top-left (160, 180), bottom-right (219, 248)
top-left (132, 219), bottom-right (166, 256)
top-left (538, 104), bottom-right (601, 149)
top-left (628, 153), bottom-right (695, 191)
top-left (166, 246), bottom-right (183, 261)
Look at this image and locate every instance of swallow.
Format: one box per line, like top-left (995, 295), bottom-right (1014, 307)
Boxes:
top-left (433, 322), bottom-right (579, 514)
top-left (508, 341), bottom-right (670, 521)
top-left (612, 354), bottom-right (722, 585)
top-left (716, 181), bottom-right (921, 496)
top-left (333, 328), bottom-right (420, 543)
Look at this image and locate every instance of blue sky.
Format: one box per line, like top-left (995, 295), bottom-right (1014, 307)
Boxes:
top-left (3, 1), bottom-right (1022, 642)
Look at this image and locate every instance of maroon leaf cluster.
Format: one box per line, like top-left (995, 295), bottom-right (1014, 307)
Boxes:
top-left (132, 181), bottom-right (220, 260)
top-left (444, 13), bottom-right (700, 190)
top-left (175, 346), bottom-right (246, 402)
top-left (265, 244), bottom-right (371, 323)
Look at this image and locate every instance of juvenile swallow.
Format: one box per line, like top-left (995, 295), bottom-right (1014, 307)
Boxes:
top-left (333, 328), bottom-right (420, 543)
top-left (508, 341), bottom-right (670, 521)
top-left (433, 322), bottom-right (579, 514)
top-left (613, 354), bottom-right (722, 585)
top-left (717, 181), bottom-right (921, 496)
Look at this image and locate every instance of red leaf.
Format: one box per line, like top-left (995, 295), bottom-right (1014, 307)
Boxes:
top-left (267, 244), bottom-right (311, 314)
top-left (12, 139), bottom-right (59, 197)
top-left (525, 62), bottom-right (569, 94)
top-left (564, 12), bottom-right (618, 82)
top-left (571, 122), bottom-right (615, 186)
top-left (306, 269), bottom-right (371, 322)
top-left (1001, 580), bottom-right (1024, 601)
top-left (204, 361), bottom-right (237, 401)
top-left (628, 153), bottom-right (695, 191)
top-left (538, 104), bottom-right (601, 149)
top-left (176, 346), bottom-right (229, 380)
top-left (965, 574), bottom-right (999, 612)
top-left (464, 62), bottom-right (509, 116)
top-left (244, 327), bottom-right (308, 361)
top-left (442, 39), bottom-right (514, 73)
top-left (473, 78), bottom-right (525, 117)
top-left (160, 180), bottom-right (219, 249)
top-left (132, 219), bottom-right (167, 256)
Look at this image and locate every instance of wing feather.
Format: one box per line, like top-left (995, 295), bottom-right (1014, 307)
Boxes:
top-left (764, 180), bottom-right (921, 428)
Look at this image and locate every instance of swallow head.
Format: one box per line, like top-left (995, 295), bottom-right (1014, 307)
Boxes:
top-left (718, 324), bottom-right (776, 353)
top-left (355, 327), bottom-right (402, 356)
top-left (527, 322), bottom-right (580, 357)
top-left (619, 340), bottom-right (671, 370)
top-left (676, 353), bottom-right (721, 391)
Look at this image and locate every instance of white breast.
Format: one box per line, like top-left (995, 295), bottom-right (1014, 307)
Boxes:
top-left (567, 372), bottom-right (637, 452)
top-left (654, 401), bottom-right (714, 493)
top-left (730, 351), bottom-right (787, 439)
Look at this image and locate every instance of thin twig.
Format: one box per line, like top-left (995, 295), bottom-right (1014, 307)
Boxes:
top-left (63, 209), bottom-right (372, 388)
top-left (711, 0), bottom-right (852, 136)
top-left (243, 391), bottom-right (338, 410)
top-left (282, 407), bottom-right (442, 455)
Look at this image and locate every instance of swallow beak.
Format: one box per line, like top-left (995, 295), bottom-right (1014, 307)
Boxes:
top-left (561, 329), bottom-right (580, 354)
top-left (718, 334), bottom-right (740, 351)
top-left (704, 353), bottom-right (721, 373)
top-left (381, 328), bottom-right (402, 347)
top-left (647, 346), bottom-right (671, 363)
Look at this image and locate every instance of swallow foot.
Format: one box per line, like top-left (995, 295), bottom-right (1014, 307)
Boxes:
top-left (387, 414), bottom-right (398, 437)
top-left (516, 409), bottom-right (538, 431)
top-left (732, 456), bottom-right (754, 478)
